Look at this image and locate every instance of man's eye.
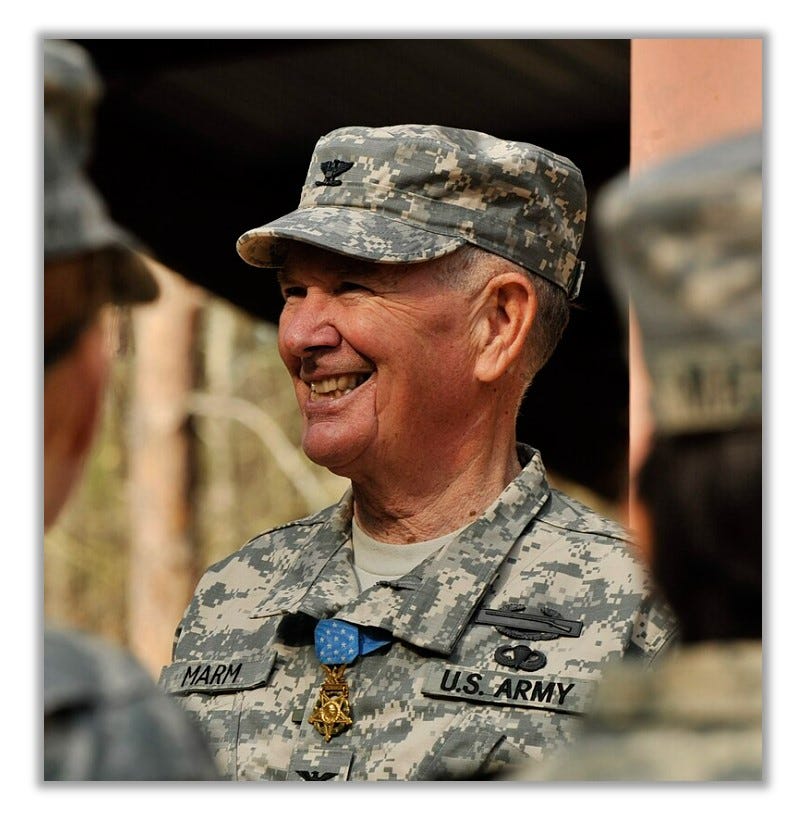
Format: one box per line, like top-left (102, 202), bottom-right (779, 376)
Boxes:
top-left (337, 281), bottom-right (368, 294)
top-left (281, 286), bottom-right (306, 299)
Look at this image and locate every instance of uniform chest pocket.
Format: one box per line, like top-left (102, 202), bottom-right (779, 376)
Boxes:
top-left (413, 707), bottom-right (531, 780)
top-left (415, 663), bottom-right (598, 779)
top-left (160, 653), bottom-right (277, 779)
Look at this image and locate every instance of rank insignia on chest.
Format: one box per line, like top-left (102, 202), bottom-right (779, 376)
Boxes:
top-left (308, 664), bottom-right (353, 742)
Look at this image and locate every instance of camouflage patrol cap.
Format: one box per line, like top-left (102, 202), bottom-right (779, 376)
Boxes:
top-left (236, 124), bottom-right (587, 298)
top-left (596, 130), bottom-right (762, 434)
top-left (43, 39), bottom-right (157, 304)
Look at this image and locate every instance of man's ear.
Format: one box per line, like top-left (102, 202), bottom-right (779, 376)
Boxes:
top-left (473, 272), bottom-right (536, 384)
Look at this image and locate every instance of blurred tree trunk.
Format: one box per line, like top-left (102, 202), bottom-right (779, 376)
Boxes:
top-left (203, 302), bottom-right (238, 548)
top-left (127, 259), bottom-right (205, 677)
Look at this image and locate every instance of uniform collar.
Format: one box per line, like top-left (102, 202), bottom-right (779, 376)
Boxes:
top-left (341, 445), bottom-right (549, 654)
top-left (249, 494), bottom-right (354, 618)
top-left (253, 445), bottom-right (550, 655)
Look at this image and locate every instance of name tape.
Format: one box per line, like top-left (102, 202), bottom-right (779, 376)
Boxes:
top-left (159, 654), bottom-right (276, 695)
top-left (422, 665), bottom-right (596, 715)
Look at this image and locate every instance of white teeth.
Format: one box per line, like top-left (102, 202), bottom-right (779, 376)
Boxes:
top-left (309, 374), bottom-right (368, 400)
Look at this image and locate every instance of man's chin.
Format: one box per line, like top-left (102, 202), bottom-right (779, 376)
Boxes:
top-left (301, 432), bottom-right (368, 476)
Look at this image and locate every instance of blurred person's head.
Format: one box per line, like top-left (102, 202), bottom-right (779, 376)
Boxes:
top-left (43, 39), bottom-right (158, 528)
top-left (597, 131), bottom-right (762, 642)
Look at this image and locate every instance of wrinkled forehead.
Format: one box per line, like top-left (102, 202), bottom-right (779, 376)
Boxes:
top-left (277, 242), bottom-right (434, 287)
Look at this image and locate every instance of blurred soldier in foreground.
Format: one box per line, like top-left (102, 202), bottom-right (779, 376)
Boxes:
top-left (163, 124), bottom-right (677, 781)
top-left (43, 39), bottom-right (220, 780)
top-left (517, 130), bottom-right (763, 781)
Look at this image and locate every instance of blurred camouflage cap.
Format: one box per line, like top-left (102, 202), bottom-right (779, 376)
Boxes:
top-left (596, 130), bottom-right (762, 434)
top-left (236, 124), bottom-right (587, 298)
top-left (43, 38), bottom-right (157, 304)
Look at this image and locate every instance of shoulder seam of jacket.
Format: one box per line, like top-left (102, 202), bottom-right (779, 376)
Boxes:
top-left (245, 508), bottom-right (335, 541)
top-left (533, 515), bottom-right (631, 544)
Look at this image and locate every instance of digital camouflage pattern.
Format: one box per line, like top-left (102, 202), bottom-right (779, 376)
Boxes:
top-left (596, 130), bottom-right (762, 434)
top-left (515, 641), bottom-right (762, 781)
top-left (164, 446), bottom-right (677, 781)
top-left (236, 124), bottom-right (587, 298)
top-left (44, 628), bottom-right (221, 780)
top-left (44, 38), bottom-right (157, 303)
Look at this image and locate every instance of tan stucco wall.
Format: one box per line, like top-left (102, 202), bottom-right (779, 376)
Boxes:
top-left (630, 38), bottom-right (763, 172)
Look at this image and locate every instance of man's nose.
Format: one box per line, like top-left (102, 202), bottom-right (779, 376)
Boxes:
top-left (279, 292), bottom-right (343, 358)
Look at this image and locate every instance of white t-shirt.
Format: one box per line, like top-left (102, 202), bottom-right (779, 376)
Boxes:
top-left (351, 519), bottom-right (464, 591)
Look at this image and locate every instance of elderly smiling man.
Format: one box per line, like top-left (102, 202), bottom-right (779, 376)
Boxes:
top-left (162, 125), bottom-right (677, 781)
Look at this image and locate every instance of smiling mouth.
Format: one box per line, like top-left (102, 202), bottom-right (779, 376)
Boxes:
top-left (308, 373), bottom-right (372, 401)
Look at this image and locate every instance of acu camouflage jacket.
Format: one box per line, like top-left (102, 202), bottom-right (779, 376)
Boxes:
top-left (162, 445), bottom-right (677, 781)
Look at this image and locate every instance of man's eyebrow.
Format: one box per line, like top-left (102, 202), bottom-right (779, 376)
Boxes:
top-left (278, 262), bottom-right (389, 281)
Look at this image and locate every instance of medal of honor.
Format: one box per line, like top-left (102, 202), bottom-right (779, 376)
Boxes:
top-left (308, 664), bottom-right (353, 742)
top-left (309, 619), bottom-right (390, 742)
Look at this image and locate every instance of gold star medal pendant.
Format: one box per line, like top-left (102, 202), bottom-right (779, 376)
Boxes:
top-left (309, 619), bottom-right (390, 742)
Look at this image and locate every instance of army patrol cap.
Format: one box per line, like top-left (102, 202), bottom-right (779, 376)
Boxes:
top-left (596, 130), bottom-right (762, 434)
top-left (43, 39), bottom-right (157, 305)
top-left (236, 124), bottom-right (587, 298)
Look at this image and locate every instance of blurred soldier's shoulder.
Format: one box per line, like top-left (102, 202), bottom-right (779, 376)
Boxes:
top-left (44, 626), bottom-right (220, 780)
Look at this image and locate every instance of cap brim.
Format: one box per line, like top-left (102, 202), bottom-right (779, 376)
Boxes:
top-left (44, 172), bottom-right (159, 304)
top-left (100, 244), bottom-right (160, 304)
top-left (236, 206), bottom-right (466, 268)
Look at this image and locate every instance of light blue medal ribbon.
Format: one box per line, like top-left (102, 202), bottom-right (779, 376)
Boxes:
top-left (314, 618), bottom-right (391, 665)
top-left (309, 619), bottom-right (391, 742)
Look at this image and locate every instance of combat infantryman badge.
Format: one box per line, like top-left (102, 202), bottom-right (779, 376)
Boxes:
top-left (475, 604), bottom-right (583, 640)
top-left (308, 664), bottom-right (353, 742)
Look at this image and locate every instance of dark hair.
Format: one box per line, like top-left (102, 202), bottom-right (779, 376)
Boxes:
top-left (637, 426), bottom-right (762, 643)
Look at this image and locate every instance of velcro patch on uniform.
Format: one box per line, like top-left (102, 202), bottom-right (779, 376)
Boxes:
top-left (288, 746), bottom-right (353, 782)
top-left (159, 653), bottom-right (276, 695)
top-left (422, 665), bottom-right (596, 715)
